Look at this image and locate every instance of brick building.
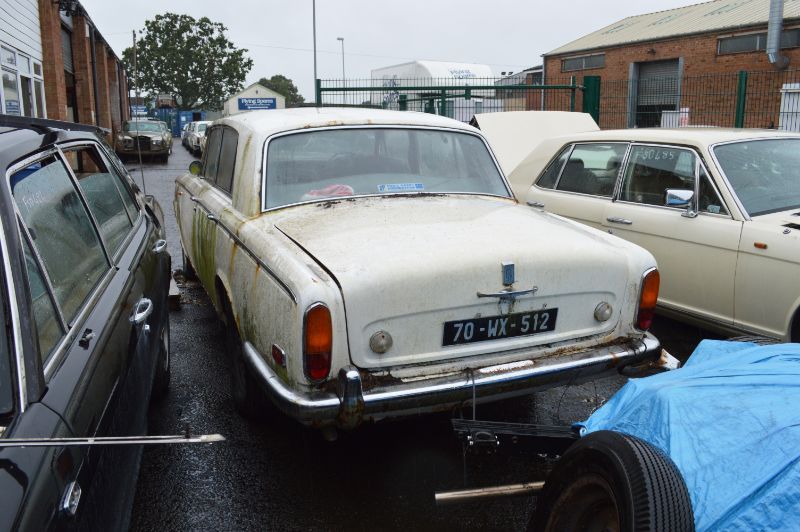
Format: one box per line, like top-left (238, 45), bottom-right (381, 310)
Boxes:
top-left (543, 0), bottom-right (800, 128)
top-left (1, 0), bottom-right (129, 134)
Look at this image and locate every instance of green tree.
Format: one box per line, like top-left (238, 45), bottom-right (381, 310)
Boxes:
top-left (257, 75), bottom-right (305, 106)
top-left (123, 13), bottom-right (253, 110)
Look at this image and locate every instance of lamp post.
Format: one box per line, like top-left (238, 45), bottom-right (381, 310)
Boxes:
top-left (312, 0), bottom-right (317, 103)
top-left (337, 37), bottom-right (345, 83)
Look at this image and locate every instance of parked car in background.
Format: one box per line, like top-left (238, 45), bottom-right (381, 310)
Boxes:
top-left (115, 118), bottom-right (173, 163)
top-left (174, 108), bottom-right (662, 435)
top-left (181, 122), bottom-right (191, 148)
top-left (0, 116), bottom-right (171, 530)
top-left (185, 120), bottom-right (211, 156)
top-left (483, 115), bottom-right (800, 342)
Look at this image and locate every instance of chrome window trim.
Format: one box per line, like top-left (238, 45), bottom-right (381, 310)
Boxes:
top-left (93, 139), bottom-right (145, 261)
top-left (0, 200), bottom-right (27, 413)
top-left (17, 218), bottom-right (68, 331)
top-left (708, 136), bottom-right (800, 221)
top-left (613, 142), bottom-right (733, 218)
top-left (259, 124), bottom-right (514, 213)
top-left (208, 125), bottom-right (236, 198)
top-left (551, 144), bottom-right (576, 190)
top-left (548, 141), bottom-right (631, 198)
top-left (696, 161), bottom-right (731, 218)
top-left (55, 144), bottom-right (114, 267)
top-left (5, 148), bottom-right (117, 380)
top-left (532, 144), bottom-right (571, 190)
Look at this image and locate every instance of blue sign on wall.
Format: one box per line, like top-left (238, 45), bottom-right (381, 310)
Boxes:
top-left (238, 97), bottom-right (276, 111)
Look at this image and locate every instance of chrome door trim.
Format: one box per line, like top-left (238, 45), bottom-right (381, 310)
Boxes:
top-left (179, 183), bottom-right (297, 304)
top-left (0, 204), bottom-right (26, 412)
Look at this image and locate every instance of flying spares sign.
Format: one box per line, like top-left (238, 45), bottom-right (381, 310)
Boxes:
top-left (238, 97), bottom-right (277, 111)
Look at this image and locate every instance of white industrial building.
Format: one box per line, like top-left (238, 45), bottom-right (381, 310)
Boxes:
top-left (370, 60), bottom-right (502, 122)
top-left (223, 83), bottom-right (286, 117)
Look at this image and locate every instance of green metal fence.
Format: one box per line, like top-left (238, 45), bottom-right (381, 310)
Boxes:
top-left (316, 69), bottom-right (800, 131)
top-left (550, 69), bottom-right (800, 130)
top-left (316, 77), bottom-right (587, 123)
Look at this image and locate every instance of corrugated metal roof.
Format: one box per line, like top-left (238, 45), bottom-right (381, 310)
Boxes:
top-left (546, 0), bottom-right (800, 56)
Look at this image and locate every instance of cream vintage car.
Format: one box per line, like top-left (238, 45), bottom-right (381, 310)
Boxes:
top-left (479, 113), bottom-right (800, 342)
top-left (174, 108), bottom-right (661, 432)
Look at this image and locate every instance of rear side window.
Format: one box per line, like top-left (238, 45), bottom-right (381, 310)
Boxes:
top-left (21, 231), bottom-right (64, 363)
top-left (63, 145), bottom-right (134, 255)
top-left (203, 127), bottom-right (223, 182)
top-left (536, 146), bottom-right (570, 189)
top-left (11, 155), bottom-right (109, 324)
top-left (216, 128), bottom-right (238, 194)
top-left (556, 143), bottom-right (627, 197)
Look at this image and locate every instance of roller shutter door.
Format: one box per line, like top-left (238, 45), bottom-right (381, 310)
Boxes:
top-left (638, 60), bottom-right (679, 106)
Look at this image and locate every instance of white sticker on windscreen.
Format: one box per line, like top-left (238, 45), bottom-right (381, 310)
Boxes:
top-left (378, 183), bottom-right (425, 193)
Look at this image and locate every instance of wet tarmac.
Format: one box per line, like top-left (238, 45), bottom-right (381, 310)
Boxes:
top-left (128, 142), bottom-right (719, 531)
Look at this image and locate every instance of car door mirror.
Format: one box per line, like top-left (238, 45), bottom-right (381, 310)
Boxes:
top-left (665, 189), bottom-right (693, 208)
top-left (189, 161), bottom-right (202, 176)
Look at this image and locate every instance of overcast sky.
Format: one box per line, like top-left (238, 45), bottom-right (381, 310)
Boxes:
top-left (80, 0), bottom-right (697, 100)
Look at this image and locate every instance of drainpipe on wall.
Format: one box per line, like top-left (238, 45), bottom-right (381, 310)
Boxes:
top-left (767, 0), bottom-right (789, 69)
top-left (90, 24), bottom-right (101, 125)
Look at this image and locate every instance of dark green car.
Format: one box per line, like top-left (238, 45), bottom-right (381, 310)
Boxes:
top-left (115, 119), bottom-right (173, 163)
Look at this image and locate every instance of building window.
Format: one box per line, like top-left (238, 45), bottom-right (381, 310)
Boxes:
top-left (562, 54), bottom-right (605, 72)
top-left (0, 44), bottom-right (46, 118)
top-left (718, 28), bottom-right (800, 55)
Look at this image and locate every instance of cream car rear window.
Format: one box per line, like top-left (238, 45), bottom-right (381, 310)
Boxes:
top-left (264, 128), bottom-right (508, 209)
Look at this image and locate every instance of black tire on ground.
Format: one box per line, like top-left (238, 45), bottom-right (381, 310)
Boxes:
top-left (151, 316), bottom-right (171, 401)
top-left (223, 298), bottom-right (269, 420)
top-left (531, 430), bottom-right (694, 532)
top-left (181, 246), bottom-right (197, 280)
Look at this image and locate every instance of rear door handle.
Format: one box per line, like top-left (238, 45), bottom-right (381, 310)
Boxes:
top-left (606, 217), bottom-right (633, 225)
top-left (207, 214), bottom-right (217, 221)
top-left (526, 200), bottom-right (545, 208)
top-left (131, 298), bottom-right (153, 325)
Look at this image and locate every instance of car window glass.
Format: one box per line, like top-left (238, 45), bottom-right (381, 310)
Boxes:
top-left (198, 124), bottom-right (207, 133)
top-left (216, 128), bottom-right (238, 194)
top-left (698, 166), bottom-right (728, 215)
top-left (21, 231), bottom-right (64, 364)
top-left (11, 155), bottom-right (109, 324)
top-left (203, 127), bottom-right (223, 182)
top-left (0, 262), bottom-right (12, 416)
top-left (537, 146), bottom-right (570, 189)
top-left (713, 139), bottom-right (800, 216)
top-left (124, 121), bottom-right (161, 133)
top-left (620, 146), bottom-right (695, 206)
top-left (264, 128), bottom-right (508, 209)
top-left (556, 143), bottom-right (627, 197)
top-left (92, 143), bottom-right (141, 223)
top-left (63, 145), bottom-right (133, 255)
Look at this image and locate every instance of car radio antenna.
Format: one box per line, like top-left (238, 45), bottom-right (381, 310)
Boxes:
top-left (131, 29), bottom-right (147, 195)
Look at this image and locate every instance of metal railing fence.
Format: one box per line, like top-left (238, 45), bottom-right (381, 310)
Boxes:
top-left (316, 77), bottom-right (584, 123)
top-left (315, 69), bottom-right (800, 132)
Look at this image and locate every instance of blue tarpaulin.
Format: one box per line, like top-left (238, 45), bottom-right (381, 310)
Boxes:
top-left (581, 340), bottom-right (800, 531)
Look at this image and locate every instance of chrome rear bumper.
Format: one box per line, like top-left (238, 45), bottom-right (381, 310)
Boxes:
top-left (242, 333), bottom-right (660, 429)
